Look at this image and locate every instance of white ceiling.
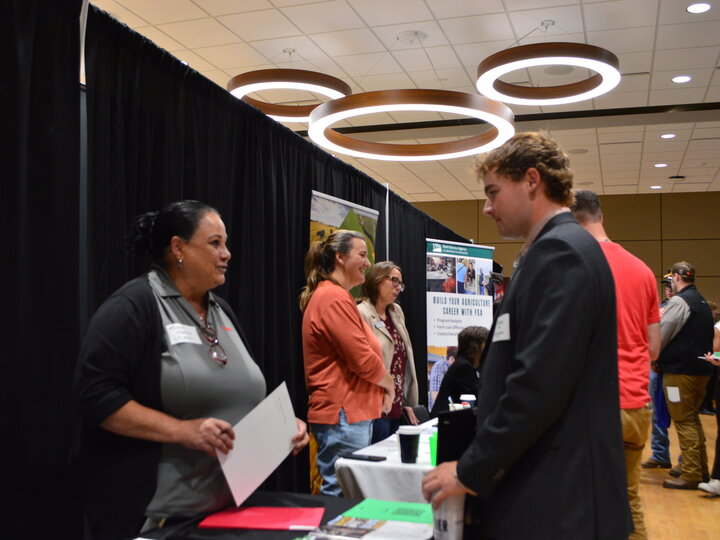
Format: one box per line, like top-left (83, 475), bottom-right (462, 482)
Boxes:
top-left (90, 0), bottom-right (720, 202)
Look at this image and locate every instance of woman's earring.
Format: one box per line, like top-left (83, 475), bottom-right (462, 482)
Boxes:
top-left (177, 259), bottom-right (183, 268)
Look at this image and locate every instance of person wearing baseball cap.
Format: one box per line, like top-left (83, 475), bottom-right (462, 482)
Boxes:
top-left (657, 261), bottom-right (715, 489)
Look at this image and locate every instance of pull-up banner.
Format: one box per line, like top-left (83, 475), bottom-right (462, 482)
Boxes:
top-left (425, 239), bottom-right (494, 365)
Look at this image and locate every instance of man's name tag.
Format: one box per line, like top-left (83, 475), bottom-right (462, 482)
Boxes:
top-left (166, 323), bottom-right (201, 346)
top-left (492, 313), bottom-right (510, 342)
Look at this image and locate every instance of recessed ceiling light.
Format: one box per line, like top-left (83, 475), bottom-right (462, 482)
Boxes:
top-left (650, 185), bottom-right (662, 189)
top-left (660, 133), bottom-right (676, 139)
top-left (672, 75), bottom-right (692, 83)
top-left (655, 163), bottom-right (668, 168)
top-left (687, 3), bottom-right (711, 14)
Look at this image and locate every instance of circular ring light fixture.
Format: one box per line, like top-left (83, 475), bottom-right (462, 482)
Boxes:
top-left (308, 90), bottom-right (515, 161)
top-left (476, 42), bottom-right (621, 106)
top-left (227, 69), bottom-right (352, 122)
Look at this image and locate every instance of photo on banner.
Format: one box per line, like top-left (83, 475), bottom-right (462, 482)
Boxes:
top-left (426, 239), bottom-right (494, 393)
top-left (310, 191), bottom-right (379, 297)
top-left (308, 190), bottom-right (380, 494)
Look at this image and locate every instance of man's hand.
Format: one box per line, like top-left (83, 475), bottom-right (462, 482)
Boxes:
top-left (422, 461), bottom-right (474, 509)
top-left (704, 352), bottom-right (720, 367)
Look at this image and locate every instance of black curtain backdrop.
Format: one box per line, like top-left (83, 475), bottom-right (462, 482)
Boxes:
top-left (4, 0), bottom-right (83, 538)
top-left (85, 6), bottom-right (467, 497)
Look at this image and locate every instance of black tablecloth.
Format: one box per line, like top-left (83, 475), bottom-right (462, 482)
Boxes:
top-left (139, 491), bottom-right (362, 540)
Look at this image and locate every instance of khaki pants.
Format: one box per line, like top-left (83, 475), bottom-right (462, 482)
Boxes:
top-left (663, 373), bottom-right (710, 482)
top-left (621, 406), bottom-right (652, 540)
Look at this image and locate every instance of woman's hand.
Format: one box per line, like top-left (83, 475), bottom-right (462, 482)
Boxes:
top-left (291, 418), bottom-right (310, 455)
top-left (381, 391), bottom-right (394, 415)
top-left (403, 406), bottom-right (420, 425)
top-left (178, 418), bottom-right (235, 457)
top-left (704, 352), bottom-right (720, 367)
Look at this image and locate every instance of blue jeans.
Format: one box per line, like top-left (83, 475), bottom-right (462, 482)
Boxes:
top-left (311, 409), bottom-right (373, 496)
top-left (371, 417), bottom-right (401, 444)
top-left (649, 370), bottom-right (671, 463)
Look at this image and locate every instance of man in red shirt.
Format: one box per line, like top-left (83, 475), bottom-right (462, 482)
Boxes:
top-left (572, 190), bottom-right (660, 540)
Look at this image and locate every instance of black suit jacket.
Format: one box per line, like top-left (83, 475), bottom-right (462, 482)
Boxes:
top-left (457, 212), bottom-right (631, 540)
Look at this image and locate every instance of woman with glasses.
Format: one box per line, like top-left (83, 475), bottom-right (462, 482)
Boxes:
top-left (358, 262), bottom-right (420, 442)
top-left (75, 200), bottom-right (309, 540)
top-left (300, 230), bottom-right (395, 496)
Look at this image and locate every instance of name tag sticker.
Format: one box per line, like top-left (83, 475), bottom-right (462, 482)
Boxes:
top-left (666, 386), bottom-right (681, 403)
top-left (492, 313), bottom-right (510, 342)
top-left (166, 323), bottom-right (201, 346)
top-left (374, 320), bottom-right (386, 329)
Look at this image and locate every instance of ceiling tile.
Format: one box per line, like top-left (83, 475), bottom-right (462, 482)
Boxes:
top-left (650, 69), bottom-right (714, 90)
top-left (374, 21), bottom-right (450, 50)
top-left (173, 49), bottom-right (218, 71)
top-left (408, 68), bottom-right (472, 89)
top-left (333, 53), bottom-right (402, 77)
top-left (693, 127), bottom-right (720, 138)
top-left (583, 0), bottom-right (659, 32)
top-left (672, 183), bottom-right (710, 192)
top-left (195, 43), bottom-right (269, 69)
top-left (439, 14), bottom-right (515, 45)
top-left (135, 26), bottom-right (185, 51)
top-left (617, 51), bottom-right (653, 74)
top-left (507, 5), bottom-right (584, 37)
top-left (706, 86), bottom-right (720, 102)
top-left (309, 28), bottom-right (386, 56)
top-left (158, 18), bottom-right (241, 48)
top-left (593, 90), bottom-right (649, 109)
top-left (615, 73), bottom-right (650, 93)
top-left (598, 131), bottom-right (643, 143)
top-left (192, 0), bottom-right (273, 16)
top-left (218, 10), bottom-right (301, 41)
top-left (605, 185), bottom-right (639, 194)
top-left (653, 46), bottom-right (720, 71)
top-left (91, 0), bottom-right (149, 27)
top-left (281, 1), bottom-right (364, 34)
top-left (114, 0), bottom-right (206, 24)
top-left (249, 36), bottom-right (328, 62)
top-left (356, 72), bottom-right (416, 91)
top-left (688, 138), bottom-right (720, 150)
top-left (453, 40), bottom-right (516, 68)
top-left (658, 0), bottom-right (720, 25)
top-left (425, 0), bottom-right (505, 19)
top-left (656, 22), bottom-right (720, 49)
top-left (200, 69), bottom-right (233, 88)
top-left (347, 0), bottom-right (434, 26)
top-left (588, 27), bottom-right (656, 54)
top-left (392, 49), bottom-right (441, 72)
top-left (649, 87), bottom-right (709, 105)
top-left (504, 0), bottom-right (579, 10)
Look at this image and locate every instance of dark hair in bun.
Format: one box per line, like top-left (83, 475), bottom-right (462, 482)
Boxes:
top-left (125, 200), bottom-right (218, 264)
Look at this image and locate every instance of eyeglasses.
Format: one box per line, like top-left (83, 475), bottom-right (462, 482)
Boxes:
top-left (199, 325), bottom-right (228, 367)
top-left (387, 276), bottom-right (406, 291)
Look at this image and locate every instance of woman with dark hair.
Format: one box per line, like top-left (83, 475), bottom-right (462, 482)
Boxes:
top-left (358, 261), bottom-right (420, 442)
top-left (75, 201), bottom-right (309, 540)
top-left (430, 326), bottom-right (490, 417)
top-left (300, 230), bottom-right (395, 496)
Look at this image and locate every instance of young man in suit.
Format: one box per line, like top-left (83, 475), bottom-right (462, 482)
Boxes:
top-left (422, 132), bottom-right (631, 539)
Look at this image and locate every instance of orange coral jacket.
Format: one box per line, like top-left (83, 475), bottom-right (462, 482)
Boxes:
top-left (302, 280), bottom-right (385, 424)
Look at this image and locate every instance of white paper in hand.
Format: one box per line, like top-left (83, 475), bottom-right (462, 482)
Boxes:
top-left (217, 381), bottom-right (297, 506)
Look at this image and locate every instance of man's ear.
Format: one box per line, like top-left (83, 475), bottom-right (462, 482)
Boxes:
top-left (525, 167), bottom-right (542, 193)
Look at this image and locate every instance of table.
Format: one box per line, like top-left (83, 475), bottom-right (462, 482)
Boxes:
top-left (335, 419), bottom-right (437, 503)
top-left (138, 491), bottom-right (361, 540)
